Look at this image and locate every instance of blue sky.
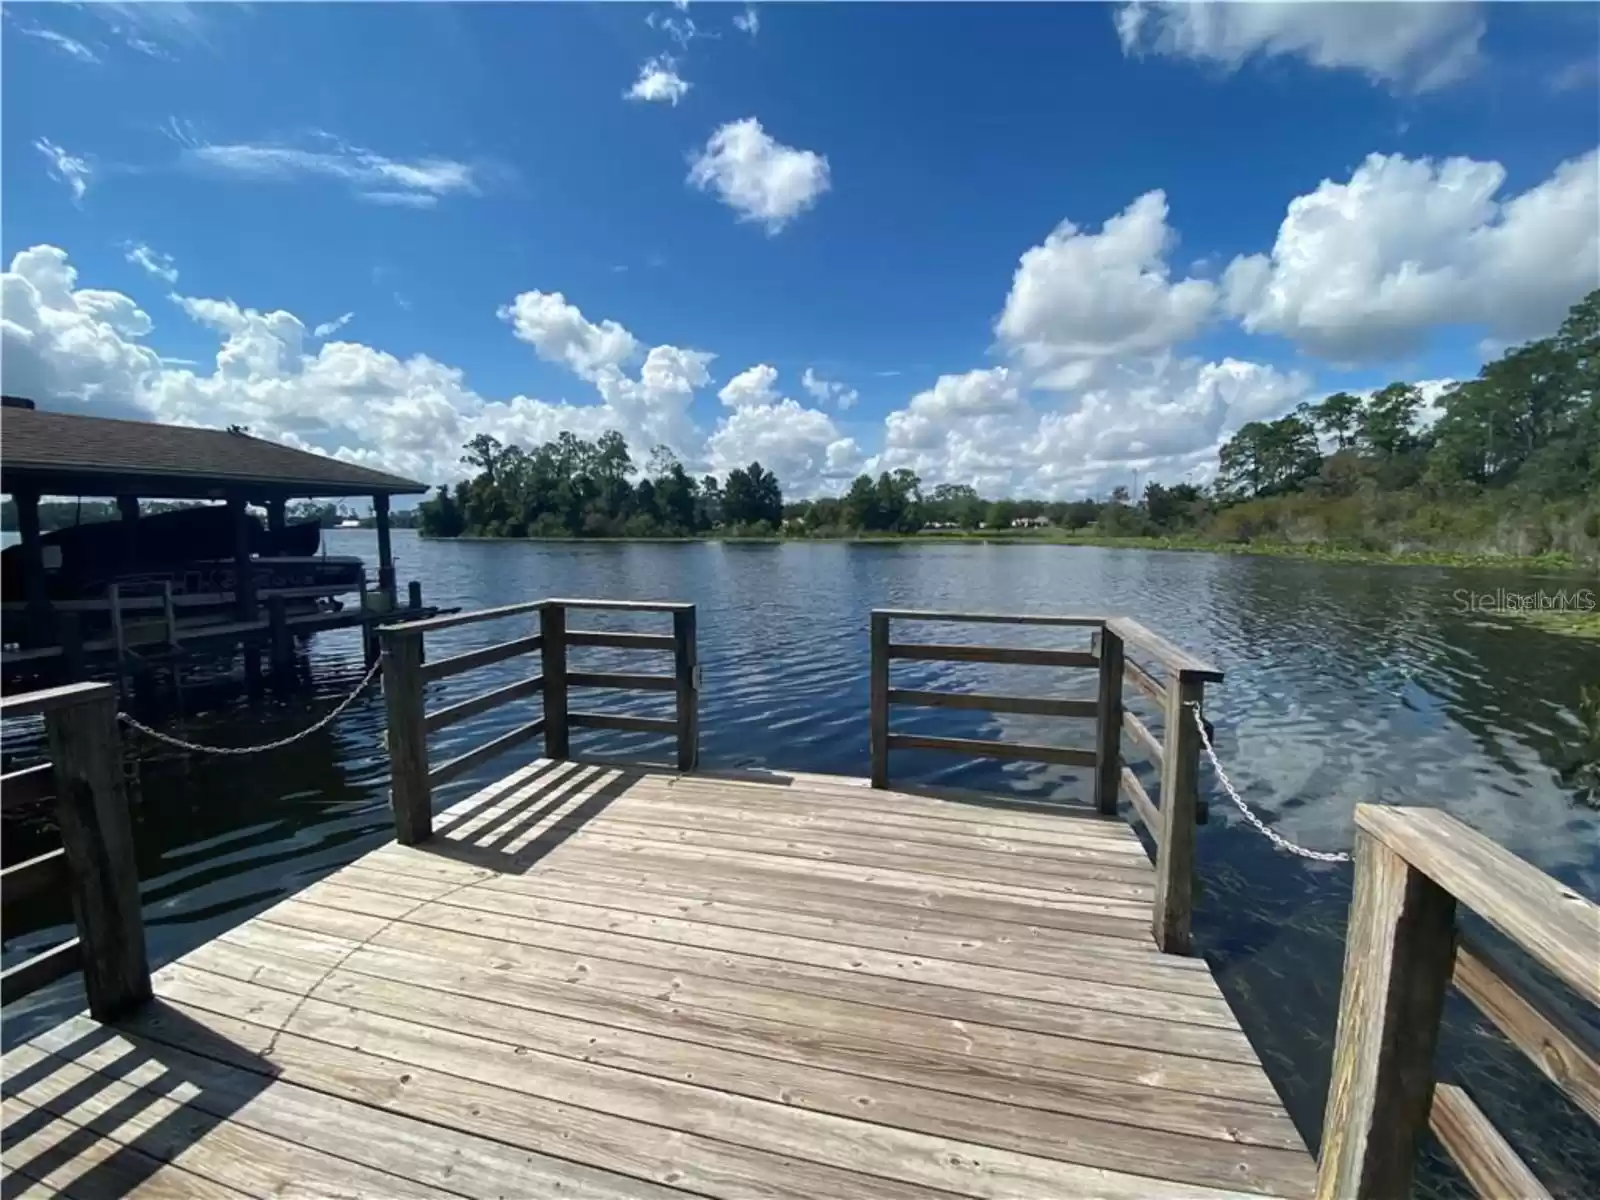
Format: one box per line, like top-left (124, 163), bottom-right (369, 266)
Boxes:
top-left (3, 1), bottom-right (1598, 498)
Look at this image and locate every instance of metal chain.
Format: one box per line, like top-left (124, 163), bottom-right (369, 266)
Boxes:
top-left (1187, 701), bottom-right (1352, 863)
top-left (118, 658), bottom-right (384, 756)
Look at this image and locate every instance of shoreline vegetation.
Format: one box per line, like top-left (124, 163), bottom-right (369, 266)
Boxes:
top-left (420, 290), bottom-right (1597, 571)
top-left (427, 527), bottom-right (1591, 571)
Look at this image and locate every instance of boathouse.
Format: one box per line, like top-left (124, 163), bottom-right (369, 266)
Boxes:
top-left (1, 397), bottom-right (429, 678)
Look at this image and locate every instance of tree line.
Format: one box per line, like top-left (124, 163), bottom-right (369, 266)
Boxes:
top-left (418, 431), bottom-right (783, 537)
top-left (1200, 289), bottom-right (1597, 552)
top-left (420, 289), bottom-right (1597, 556)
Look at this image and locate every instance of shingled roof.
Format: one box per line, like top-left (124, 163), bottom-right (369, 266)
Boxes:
top-left (0, 403), bottom-right (427, 499)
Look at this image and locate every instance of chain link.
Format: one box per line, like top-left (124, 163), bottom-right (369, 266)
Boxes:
top-left (118, 658), bottom-right (383, 756)
top-left (1187, 701), bottom-right (1351, 863)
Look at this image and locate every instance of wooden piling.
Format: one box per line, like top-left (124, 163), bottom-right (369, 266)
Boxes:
top-left (268, 595), bottom-right (292, 674)
top-left (1315, 828), bottom-right (1457, 1198)
top-left (673, 606), bottom-right (699, 771)
top-left (1093, 625), bottom-right (1124, 815)
top-left (41, 686), bottom-right (152, 1020)
top-left (540, 604), bottom-right (569, 760)
top-left (1153, 674), bottom-right (1204, 954)
top-left (869, 611), bottom-right (890, 789)
top-left (380, 628), bottom-right (430, 844)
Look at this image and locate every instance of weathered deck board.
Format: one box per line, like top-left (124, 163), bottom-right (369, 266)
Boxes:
top-left (3, 759), bottom-right (1315, 1199)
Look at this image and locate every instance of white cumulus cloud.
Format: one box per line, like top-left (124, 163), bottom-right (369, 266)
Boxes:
top-left (733, 6), bottom-right (760, 36)
top-left (707, 364), bottom-right (859, 494)
top-left (2, 246), bottom-right (162, 416)
top-left (688, 118), bottom-right (830, 233)
top-left (873, 356), bottom-right (1312, 498)
top-left (1115, 1), bottom-right (1486, 92)
top-left (995, 190), bottom-right (1216, 373)
top-left (1223, 148), bottom-right (1600, 362)
top-left (0, 244), bottom-right (723, 484)
top-left (498, 290), bottom-right (641, 380)
top-left (718, 363), bottom-right (782, 408)
top-left (627, 56), bottom-right (691, 105)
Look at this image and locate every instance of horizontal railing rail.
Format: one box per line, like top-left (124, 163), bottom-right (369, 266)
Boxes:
top-left (0, 761), bottom-right (54, 812)
top-left (420, 634), bottom-right (544, 683)
top-left (0, 681), bottom-right (150, 1019)
top-left (1317, 804), bottom-right (1600, 1198)
top-left (380, 598), bottom-right (698, 844)
top-left (424, 674), bottom-right (543, 735)
top-left (870, 611), bottom-right (1106, 791)
top-left (871, 610), bottom-right (1222, 954)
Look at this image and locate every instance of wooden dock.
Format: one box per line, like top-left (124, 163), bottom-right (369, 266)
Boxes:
top-left (4, 760), bottom-right (1317, 1200)
top-left (6, 598), bottom-right (1595, 1198)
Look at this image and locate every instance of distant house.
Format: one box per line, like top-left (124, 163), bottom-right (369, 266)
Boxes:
top-left (1010, 516), bottom-right (1050, 528)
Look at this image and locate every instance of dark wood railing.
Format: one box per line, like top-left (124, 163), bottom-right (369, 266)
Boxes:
top-left (379, 599), bottom-right (698, 845)
top-left (869, 609), bottom-right (1223, 952)
top-left (1316, 805), bottom-right (1599, 1198)
top-left (0, 682), bottom-right (150, 1019)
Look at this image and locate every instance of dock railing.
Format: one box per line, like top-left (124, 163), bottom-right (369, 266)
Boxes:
top-left (868, 609), bottom-right (1224, 953)
top-left (379, 598), bottom-right (699, 845)
top-left (0, 681), bottom-right (150, 1019)
top-left (1315, 804), bottom-right (1599, 1199)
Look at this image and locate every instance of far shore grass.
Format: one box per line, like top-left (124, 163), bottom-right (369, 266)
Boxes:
top-left (430, 528), bottom-right (1594, 572)
top-left (1502, 608), bottom-right (1600, 640)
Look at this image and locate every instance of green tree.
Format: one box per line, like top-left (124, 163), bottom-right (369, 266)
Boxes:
top-left (929, 482), bottom-right (983, 529)
top-left (1143, 482), bottom-right (1206, 529)
top-left (1429, 297), bottom-right (1599, 495)
top-left (1309, 392), bottom-right (1362, 449)
top-left (697, 476), bottom-right (724, 528)
top-left (723, 462), bottom-right (782, 529)
top-left (871, 469), bottom-right (922, 532)
top-left (417, 485), bottom-right (466, 537)
top-left (1218, 414), bottom-right (1321, 497)
top-left (842, 474), bottom-right (880, 530)
top-left (461, 433), bottom-right (506, 484)
top-left (1358, 384), bottom-right (1423, 458)
top-left (985, 499), bottom-right (1018, 530)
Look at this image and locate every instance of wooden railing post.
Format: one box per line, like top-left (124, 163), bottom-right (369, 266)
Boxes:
top-left (1316, 827), bottom-right (1457, 1199)
top-left (541, 602), bottom-right (570, 760)
top-left (673, 606), bottom-right (699, 771)
top-left (43, 685), bottom-right (151, 1020)
top-left (869, 611), bottom-right (889, 788)
top-left (381, 626), bottom-right (430, 844)
top-left (267, 593), bottom-right (291, 674)
top-left (1152, 674), bottom-right (1204, 953)
top-left (1093, 624), bottom-right (1124, 815)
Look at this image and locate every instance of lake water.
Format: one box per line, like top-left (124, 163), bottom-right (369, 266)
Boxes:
top-left (4, 529), bottom-right (1598, 1195)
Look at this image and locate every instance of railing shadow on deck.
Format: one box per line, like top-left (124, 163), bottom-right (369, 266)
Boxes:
top-left (421, 760), bottom-right (649, 876)
top-left (3, 1003), bottom-right (276, 1198)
